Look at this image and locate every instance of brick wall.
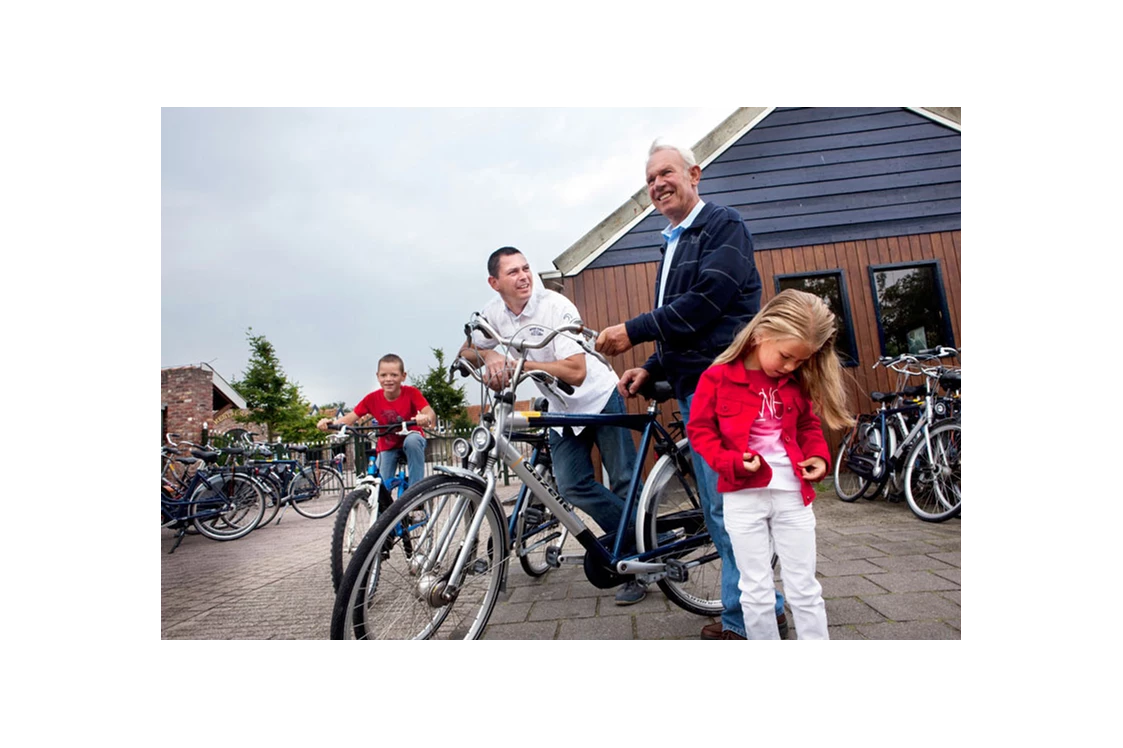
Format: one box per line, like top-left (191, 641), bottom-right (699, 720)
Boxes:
top-left (162, 366), bottom-right (215, 445)
top-left (162, 366), bottom-right (277, 449)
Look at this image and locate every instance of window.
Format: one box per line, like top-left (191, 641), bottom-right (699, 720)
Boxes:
top-left (775, 270), bottom-right (859, 366)
top-left (868, 261), bottom-right (955, 357)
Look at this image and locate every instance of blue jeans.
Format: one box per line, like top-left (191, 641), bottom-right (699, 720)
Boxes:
top-left (680, 395), bottom-right (785, 637)
top-left (548, 389), bottom-right (638, 542)
top-left (377, 432), bottom-right (427, 489)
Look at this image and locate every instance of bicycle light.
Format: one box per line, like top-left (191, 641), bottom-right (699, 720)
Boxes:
top-left (452, 438), bottom-right (471, 459)
top-left (471, 426), bottom-right (494, 452)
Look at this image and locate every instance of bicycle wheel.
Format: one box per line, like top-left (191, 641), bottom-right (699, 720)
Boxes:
top-left (903, 421), bottom-right (961, 522)
top-left (290, 464), bottom-right (346, 519)
top-left (330, 475), bottom-right (505, 640)
top-left (833, 427), bottom-right (872, 501)
top-left (330, 485), bottom-right (389, 593)
top-left (515, 464), bottom-right (569, 578)
top-left (638, 439), bottom-right (722, 616)
top-left (256, 471), bottom-right (284, 528)
top-left (191, 473), bottom-right (265, 541)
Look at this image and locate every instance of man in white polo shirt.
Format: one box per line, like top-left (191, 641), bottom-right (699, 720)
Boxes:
top-left (458, 246), bottom-right (647, 604)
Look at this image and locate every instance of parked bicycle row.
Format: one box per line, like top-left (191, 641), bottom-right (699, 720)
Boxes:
top-left (833, 346), bottom-right (961, 521)
top-left (160, 431), bottom-right (349, 553)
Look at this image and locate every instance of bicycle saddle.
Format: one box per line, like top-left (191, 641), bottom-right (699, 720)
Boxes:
top-left (637, 379), bottom-right (675, 403)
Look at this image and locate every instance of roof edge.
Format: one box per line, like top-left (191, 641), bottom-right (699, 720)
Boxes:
top-left (909, 107), bottom-right (961, 131)
top-left (552, 107), bottom-right (771, 276)
top-left (201, 362), bottom-right (247, 409)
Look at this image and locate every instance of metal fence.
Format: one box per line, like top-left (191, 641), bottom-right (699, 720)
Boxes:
top-left (205, 429), bottom-right (536, 491)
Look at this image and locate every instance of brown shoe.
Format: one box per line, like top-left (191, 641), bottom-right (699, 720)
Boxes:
top-left (719, 629), bottom-right (746, 639)
top-left (701, 622), bottom-right (723, 640)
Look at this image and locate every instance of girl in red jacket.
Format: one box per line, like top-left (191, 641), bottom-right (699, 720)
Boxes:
top-left (687, 289), bottom-right (854, 640)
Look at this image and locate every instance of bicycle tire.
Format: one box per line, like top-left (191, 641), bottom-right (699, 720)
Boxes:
top-left (256, 471), bottom-right (284, 527)
top-left (637, 439), bottom-right (722, 616)
top-left (191, 473), bottom-right (264, 541)
top-left (207, 471), bottom-right (269, 535)
top-left (330, 484), bottom-right (390, 593)
top-left (833, 427), bottom-right (872, 501)
top-left (903, 421), bottom-right (961, 522)
top-left (515, 462), bottom-right (568, 578)
top-left (290, 464), bottom-right (346, 519)
top-left (330, 475), bottom-right (505, 640)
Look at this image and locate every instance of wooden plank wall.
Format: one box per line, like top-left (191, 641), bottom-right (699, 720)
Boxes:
top-left (562, 229), bottom-right (961, 460)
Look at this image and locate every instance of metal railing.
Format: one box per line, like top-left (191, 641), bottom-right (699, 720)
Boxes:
top-left (205, 428), bottom-right (536, 490)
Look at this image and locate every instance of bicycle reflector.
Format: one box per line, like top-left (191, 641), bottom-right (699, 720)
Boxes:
top-left (452, 438), bottom-right (471, 459)
top-left (471, 426), bottom-right (494, 452)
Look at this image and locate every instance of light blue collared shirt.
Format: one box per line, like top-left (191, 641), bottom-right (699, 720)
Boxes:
top-left (657, 200), bottom-right (706, 308)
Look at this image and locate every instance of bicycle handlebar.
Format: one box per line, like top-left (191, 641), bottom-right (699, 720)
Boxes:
top-left (450, 353), bottom-right (575, 398)
top-left (467, 312), bottom-right (609, 367)
top-left (328, 421), bottom-right (419, 440)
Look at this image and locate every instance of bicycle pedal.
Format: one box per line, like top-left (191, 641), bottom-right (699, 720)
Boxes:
top-left (665, 558), bottom-right (689, 583)
top-left (544, 546), bottom-right (562, 568)
top-left (523, 506), bottom-right (545, 526)
top-left (469, 558), bottom-right (489, 575)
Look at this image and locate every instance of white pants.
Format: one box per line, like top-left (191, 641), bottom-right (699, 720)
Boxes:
top-left (723, 486), bottom-right (829, 640)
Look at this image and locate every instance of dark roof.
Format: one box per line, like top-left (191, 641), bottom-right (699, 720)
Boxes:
top-left (550, 107), bottom-right (960, 276)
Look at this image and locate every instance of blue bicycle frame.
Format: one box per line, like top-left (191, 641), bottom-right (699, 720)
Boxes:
top-left (501, 406), bottom-right (707, 580)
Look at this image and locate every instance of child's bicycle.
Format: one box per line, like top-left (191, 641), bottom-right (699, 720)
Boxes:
top-left (330, 314), bottom-right (719, 640)
top-left (328, 421), bottom-right (417, 593)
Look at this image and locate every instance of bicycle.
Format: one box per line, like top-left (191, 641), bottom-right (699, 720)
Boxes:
top-left (238, 438), bottom-right (347, 527)
top-left (161, 443), bottom-right (266, 553)
top-left (330, 314), bottom-right (719, 640)
top-left (902, 359), bottom-right (961, 523)
top-left (833, 367), bottom-right (925, 502)
top-left (328, 421), bottom-right (417, 593)
top-left (833, 347), bottom-right (961, 522)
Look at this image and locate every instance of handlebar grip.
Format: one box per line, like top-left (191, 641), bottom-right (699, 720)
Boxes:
top-left (556, 379), bottom-right (575, 395)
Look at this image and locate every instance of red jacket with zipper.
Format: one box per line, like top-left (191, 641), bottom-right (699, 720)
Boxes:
top-left (686, 360), bottom-right (831, 505)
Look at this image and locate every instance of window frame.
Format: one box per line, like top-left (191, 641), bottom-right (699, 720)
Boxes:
top-left (773, 269), bottom-right (860, 367)
top-left (867, 259), bottom-right (957, 356)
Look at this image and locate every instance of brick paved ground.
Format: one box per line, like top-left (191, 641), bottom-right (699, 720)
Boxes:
top-left (161, 483), bottom-right (960, 640)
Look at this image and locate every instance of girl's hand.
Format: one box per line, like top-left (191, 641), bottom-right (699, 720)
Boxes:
top-left (742, 453), bottom-right (761, 472)
top-left (798, 456), bottom-right (827, 481)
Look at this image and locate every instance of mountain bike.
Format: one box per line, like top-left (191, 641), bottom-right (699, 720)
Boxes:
top-left (328, 421), bottom-right (417, 592)
top-left (330, 314), bottom-right (718, 639)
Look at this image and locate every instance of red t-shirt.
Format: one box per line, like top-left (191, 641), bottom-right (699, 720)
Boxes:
top-left (353, 385), bottom-right (430, 452)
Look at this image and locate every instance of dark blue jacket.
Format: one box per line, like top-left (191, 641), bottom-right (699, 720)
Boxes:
top-left (624, 202), bottom-right (762, 401)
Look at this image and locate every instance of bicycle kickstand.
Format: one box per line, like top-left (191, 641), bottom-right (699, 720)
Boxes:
top-left (169, 525), bottom-right (187, 554)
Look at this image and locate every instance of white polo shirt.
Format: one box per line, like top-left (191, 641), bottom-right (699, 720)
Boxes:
top-left (471, 285), bottom-right (618, 434)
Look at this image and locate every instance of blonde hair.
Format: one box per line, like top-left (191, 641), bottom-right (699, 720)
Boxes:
top-left (713, 289), bottom-right (855, 431)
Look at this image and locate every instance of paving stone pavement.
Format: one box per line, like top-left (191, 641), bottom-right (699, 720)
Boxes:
top-left (161, 483), bottom-right (960, 640)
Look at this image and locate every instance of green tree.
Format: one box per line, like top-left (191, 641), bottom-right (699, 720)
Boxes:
top-left (230, 328), bottom-right (322, 443)
top-left (413, 347), bottom-right (473, 432)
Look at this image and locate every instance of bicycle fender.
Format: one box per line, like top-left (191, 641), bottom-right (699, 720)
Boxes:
top-left (633, 438), bottom-right (690, 552)
top-left (432, 465), bottom-right (487, 489)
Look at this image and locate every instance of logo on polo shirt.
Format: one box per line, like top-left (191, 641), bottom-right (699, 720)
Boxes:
top-left (528, 326), bottom-right (545, 337)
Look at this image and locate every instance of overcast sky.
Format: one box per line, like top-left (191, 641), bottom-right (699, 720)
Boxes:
top-left (161, 107), bottom-right (736, 409)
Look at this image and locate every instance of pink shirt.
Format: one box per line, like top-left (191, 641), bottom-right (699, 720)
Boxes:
top-left (742, 369), bottom-right (801, 491)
